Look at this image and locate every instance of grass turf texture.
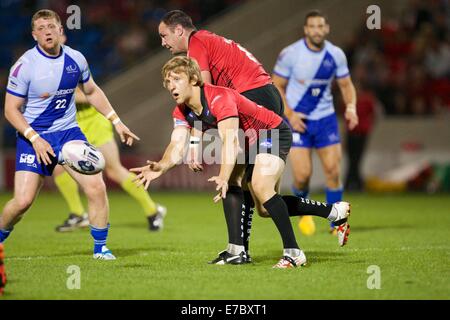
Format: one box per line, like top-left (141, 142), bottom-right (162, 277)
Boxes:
top-left (0, 191), bottom-right (449, 299)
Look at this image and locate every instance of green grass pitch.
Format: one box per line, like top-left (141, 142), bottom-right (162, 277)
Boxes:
top-left (0, 191), bottom-right (449, 299)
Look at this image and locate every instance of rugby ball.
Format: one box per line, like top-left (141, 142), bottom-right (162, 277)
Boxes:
top-left (61, 140), bottom-right (105, 175)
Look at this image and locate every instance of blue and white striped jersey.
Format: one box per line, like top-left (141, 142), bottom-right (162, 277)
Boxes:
top-left (273, 38), bottom-right (349, 120)
top-left (6, 44), bottom-right (90, 133)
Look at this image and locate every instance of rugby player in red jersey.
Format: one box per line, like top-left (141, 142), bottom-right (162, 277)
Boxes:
top-left (131, 57), bottom-right (351, 268)
top-left (158, 10), bottom-right (284, 261)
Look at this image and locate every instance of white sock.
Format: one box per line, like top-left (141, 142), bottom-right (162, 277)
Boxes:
top-left (283, 248), bottom-right (301, 258)
top-left (327, 204), bottom-right (338, 221)
top-left (228, 244), bottom-right (245, 255)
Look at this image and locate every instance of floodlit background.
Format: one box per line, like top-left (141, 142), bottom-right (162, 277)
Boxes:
top-left (0, 0), bottom-right (449, 300)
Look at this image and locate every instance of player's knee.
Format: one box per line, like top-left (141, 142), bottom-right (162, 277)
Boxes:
top-left (14, 196), bottom-right (34, 212)
top-left (228, 177), bottom-right (242, 187)
top-left (323, 163), bottom-right (340, 181)
top-left (292, 169), bottom-right (311, 186)
top-left (256, 207), bottom-right (270, 218)
top-left (251, 180), bottom-right (274, 204)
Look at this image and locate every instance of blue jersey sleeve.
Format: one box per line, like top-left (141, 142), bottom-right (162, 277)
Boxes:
top-left (333, 47), bottom-right (350, 79)
top-left (273, 46), bottom-right (295, 79)
top-left (77, 52), bottom-right (91, 83)
top-left (6, 58), bottom-right (30, 98)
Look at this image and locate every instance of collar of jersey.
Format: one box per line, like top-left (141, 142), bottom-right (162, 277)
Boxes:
top-left (36, 44), bottom-right (64, 59)
top-left (303, 38), bottom-right (325, 54)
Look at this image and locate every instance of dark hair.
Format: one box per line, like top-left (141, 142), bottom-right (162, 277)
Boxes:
top-left (304, 10), bottom-right (328, 25)
top-left (160, 10), bottom-right (196, 30)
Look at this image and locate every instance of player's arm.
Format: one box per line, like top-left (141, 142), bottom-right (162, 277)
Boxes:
top-left (186, 70), bottom-right (210, 172)
top-left (208, 117), bottom-right (239, 203)
top-left (78, 78), bottom-right (140, 146)
top-left (130, 126), bottom-right (189, 190)
top-left (336, 75), bottom-right (358, 130)
top-left (272, 74), bottom-right (307, 133)
top-left (188, 126), bottom-right (204, 172)
top-left (74, 87), bottom-right (89, 104)
top-left (4, 93), bottom-right (55, 165)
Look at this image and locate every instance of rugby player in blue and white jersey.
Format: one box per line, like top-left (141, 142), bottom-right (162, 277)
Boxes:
top-left (272, 10), bottom-right (358, 237)
top-left (0, 9), bottom-right (139, 260)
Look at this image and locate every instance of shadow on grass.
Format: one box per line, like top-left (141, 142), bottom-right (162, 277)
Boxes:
top-left (252, 250), bottom-right (350, 265)
top-left (112, 222), bottom-right (147, 229)
top-left (8, 245), bottom-right (176, 260)
top-left (351, 224), bottom-right (413, 232)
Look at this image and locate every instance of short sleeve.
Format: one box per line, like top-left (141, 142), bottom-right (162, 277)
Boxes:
top-left (76, 51), bottom-right (91, 83)
top-left (188, 36), bottom-right (210, 72)
top-left (209, 91), bottom-right (238, 122)
top-left (334, 47), bottom-right (350, 79)
top-left (272, 46), bottom-right (295, 79)
top-left (172, 106), bottom-right (191, 128)
top-left (6, 59), bottom-right (30, 98)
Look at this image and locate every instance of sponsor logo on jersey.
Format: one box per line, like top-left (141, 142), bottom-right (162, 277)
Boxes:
top-left (293, 132), bottom-right (302, 144)
top-left (259, 138), bottom-right (272, 148)
top-left (54, 88), bottom-right (75, 96)
top-left (328, 133), bottom-right (339, 142)
top-left (8, 80), bottom-right (17, 89)
top-left (174, 118), bottom-right (189, 127)
top-left (19, 153), bottom-right (37, 167)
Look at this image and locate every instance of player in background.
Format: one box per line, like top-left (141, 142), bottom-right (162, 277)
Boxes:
top-left (131, 56), bottom-right (351, 267)
top-left (0, 9), bottom-right (138, 260)
top-left (53, 86), bottom-right (166, 232)
top-left (272, 10), bottom-right (358, 236)
top-left (158, 10), bottom-right (284, 261)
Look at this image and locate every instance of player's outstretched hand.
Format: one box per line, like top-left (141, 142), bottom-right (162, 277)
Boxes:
top-left (32, 136), bottom-right (56, 165)
top-left (114, 121), bottom-right (140, 146)
top-left (345, 108), bottom-right (359, 130)
top-left (208, 176), bottom-right (228, 203)
top-left (130, 160), bottom-right (163, 190)
top-left (187, 144), bottom-right (203, 172)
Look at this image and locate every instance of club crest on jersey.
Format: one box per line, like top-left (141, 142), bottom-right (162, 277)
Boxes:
top-left (66, 64), bottom-right (78, 74)
top-left (323, 58), bottom-right (334, 69)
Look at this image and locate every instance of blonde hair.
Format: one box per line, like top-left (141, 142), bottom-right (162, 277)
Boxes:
top-left (161, 56), bottom-right (204, 87)
top-left (31, 9), bottom-right (61, 30)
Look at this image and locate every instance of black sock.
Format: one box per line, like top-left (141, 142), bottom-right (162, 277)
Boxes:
top-left (263, 194), bottom-right (299, 249)
top-left (282, 195), bottom-right (333, 219)
top-left (222, 185), bottom-right (244, 246)
top-left (242, 190), bottom-right (254, 253)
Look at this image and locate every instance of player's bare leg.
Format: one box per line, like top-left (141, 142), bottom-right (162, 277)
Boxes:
top-left (0, 172), bottom-right (43, 289)
top-left (289, 148), bottom-right (316, 236)
top-left (0, 171), bottom-right (43, 231)
top-left (251, 153), bottom-right (306, 268)
top-left (64, 166), bottom-right (115, 260)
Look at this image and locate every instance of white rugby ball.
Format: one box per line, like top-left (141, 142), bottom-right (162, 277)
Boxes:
top-left (61, 140), bottom-right (105, 175)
